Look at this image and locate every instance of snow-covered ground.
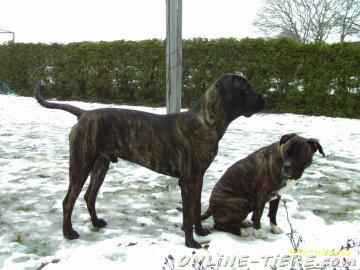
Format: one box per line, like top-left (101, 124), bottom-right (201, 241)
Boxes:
top-left (0, 95), bottom-right (359, 270)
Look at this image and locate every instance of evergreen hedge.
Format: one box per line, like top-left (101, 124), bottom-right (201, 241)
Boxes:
top-left (0, 38), bottom-right (358, 118)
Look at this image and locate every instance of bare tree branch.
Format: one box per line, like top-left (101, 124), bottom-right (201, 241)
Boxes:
top-left (253, 0), bottom-right (360, 43)
top-left (254, 0), bottom-right (304, 42)
top-left (308, 0), bottom-right (337, 43)
top-left (336, 0), bottom-right (360, 42)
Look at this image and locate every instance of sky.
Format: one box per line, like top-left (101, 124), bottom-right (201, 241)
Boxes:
top-left (0, 0), bottom-right (264, 44)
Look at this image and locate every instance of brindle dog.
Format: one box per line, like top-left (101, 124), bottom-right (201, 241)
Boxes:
top-left (34, 74), bottom-right (265, 248)
top-left (201, 133), bottom-right (325, 239)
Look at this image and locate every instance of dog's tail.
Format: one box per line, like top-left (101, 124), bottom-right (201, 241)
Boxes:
top-left (201, 208), bottom-right (212, 221)
top-left (34, 81), bottom-right (85, 118)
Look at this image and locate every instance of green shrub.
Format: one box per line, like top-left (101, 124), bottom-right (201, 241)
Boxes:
top-left (0, 38), bottom-right (358, 118)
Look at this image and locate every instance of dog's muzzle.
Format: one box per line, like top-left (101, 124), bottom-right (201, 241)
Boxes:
top-left (251, 93), bottom-right (266, 116)
top-left (282, 161), bottom-right (304, 180)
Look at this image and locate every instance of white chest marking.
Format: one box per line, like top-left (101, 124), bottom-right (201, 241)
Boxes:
top-left (271, 179), bottom-right (298, 201)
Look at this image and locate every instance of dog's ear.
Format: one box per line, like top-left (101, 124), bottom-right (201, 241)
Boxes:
top-left (215, 75), bottom-right (233, 98)
top-left (234, 71), bottom-right (252, 82)
top-left (307, 139), bottom-right (325, 157)
top-left (279, 133), bottom-right (297, 145)
top-left (216, 74), bottom-right (250, 98)
top-left (233, 74), bottom-right (250, 91)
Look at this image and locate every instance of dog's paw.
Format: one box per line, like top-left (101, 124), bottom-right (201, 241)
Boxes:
top-left (92, 218), bottom-right (108, 228)
top-left (254, 229), bottom-right (268, 239)
top-left (270, 223), bottom-right (283, 234)
top-left (240, 228), bottom-right (251, 237)
top-left (185, 239), bottom-right (202, 249)
top-left (64, 228), bottom-right (80, 240)
top-left (195, 227), bottom-right (211, 236)
top-left (241, 220), bottom-right (253, 228)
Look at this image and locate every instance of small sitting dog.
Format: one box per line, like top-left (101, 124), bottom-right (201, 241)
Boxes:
top-left (201, 133), bottom-right (325, 239)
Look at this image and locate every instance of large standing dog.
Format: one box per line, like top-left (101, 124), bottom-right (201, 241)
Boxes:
top-left (201, 133), bottom-right (325, 239)
top-left (34, 74), bottom-right (265, 248)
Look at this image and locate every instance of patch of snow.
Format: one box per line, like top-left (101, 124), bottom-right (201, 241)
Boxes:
top-left (0, 95), bottom-right (359, 269)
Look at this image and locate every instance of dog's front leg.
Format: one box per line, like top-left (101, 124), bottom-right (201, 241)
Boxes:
top-left (179, 177), bottom-right (202, 249)
top-left (268, 196), bottom-right (283, 234)
top-left (251, 196), bottom-right (267, 239)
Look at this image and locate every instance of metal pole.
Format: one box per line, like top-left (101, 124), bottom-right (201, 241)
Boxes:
top-left (166, 0), bottom-right (182, 114)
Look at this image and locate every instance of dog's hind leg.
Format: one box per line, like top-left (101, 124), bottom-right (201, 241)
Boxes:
top-left (84, 156), bottom-right (110, 228)
top-left (211, 197), bottom-right (250, 236)
top-left (214, 223), bottom-right (241, 236)
top-left (63, 149), bottom-right (96, 239)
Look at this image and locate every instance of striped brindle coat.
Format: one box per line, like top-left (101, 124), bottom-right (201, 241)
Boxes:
top-left (201, 134), bottom-right (325, 239)
top-left (34, 74), bottom-right (265, 248)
